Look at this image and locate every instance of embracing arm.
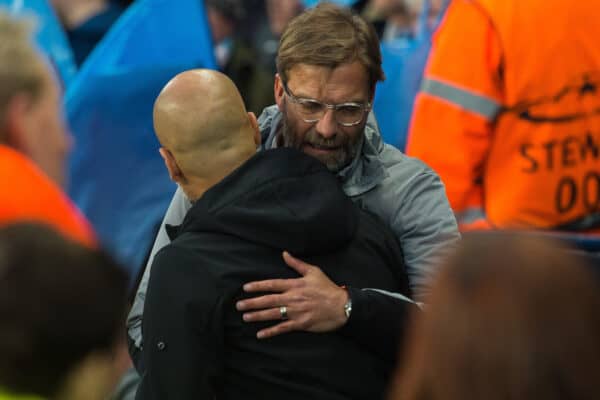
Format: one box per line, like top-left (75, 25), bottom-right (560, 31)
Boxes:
top-left (237, 252), bottom-right (420, 364)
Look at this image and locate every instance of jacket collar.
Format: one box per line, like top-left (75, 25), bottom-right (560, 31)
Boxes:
top-left (258, 105), bottom-right (388, 197)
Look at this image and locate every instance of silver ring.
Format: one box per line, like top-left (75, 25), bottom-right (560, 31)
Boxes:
top-left (279, 306), bottom-right (288, 320)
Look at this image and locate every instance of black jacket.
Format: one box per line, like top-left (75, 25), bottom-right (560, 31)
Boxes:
top-left (137, 148), bottom-right (413, 400)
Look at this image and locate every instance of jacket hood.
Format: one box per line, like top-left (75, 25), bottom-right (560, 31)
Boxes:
top-left (173, 148), bottom-right (358, 256)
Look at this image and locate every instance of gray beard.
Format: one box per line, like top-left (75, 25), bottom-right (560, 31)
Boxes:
top-left (279, 114), bottom-right (363, 173)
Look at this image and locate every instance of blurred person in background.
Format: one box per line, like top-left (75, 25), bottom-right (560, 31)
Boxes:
top-left (51, 0), bottom-right (125, 66)
top-left (407, 0), bottom-right (600, 235)
top-left (0, 11), bottom-right (95, 247)
top-left (267, 0), bottom-right (304, 39)
top-left (205, 0), bottom-right (274, 114)
top-left (403, 0), bottom-right (444, 29)
top-left (363, 0), bottom-right (413, 41)
top-left (363, 0), bottom-right (444, 42)
top-left (0, 223), bottom-right (128, 400)
top-left (367, 0), bottom-right (447, 152)
top-left (252, 0), bottom-right (304, 75)
top-left (389, 233), bottom-right (600, 400)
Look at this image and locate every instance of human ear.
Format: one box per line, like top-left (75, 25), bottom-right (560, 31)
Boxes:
top-left (274, 74), bottom-right (285, 111)
top-left (159, 147), bottom-right (184, 184)
top-left (248, 112), bottom-right (261, 146)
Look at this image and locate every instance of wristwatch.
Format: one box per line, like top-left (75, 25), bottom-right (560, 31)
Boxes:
top-left (343, 297), bottom-right (352, 319)
top-left (340, 285), bottom-right (352, 319)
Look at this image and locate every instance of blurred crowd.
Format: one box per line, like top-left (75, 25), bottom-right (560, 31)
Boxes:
top-left (48, 0), bottom-right (446, 114)
top-left (0, 0), bottom-right (599, 399)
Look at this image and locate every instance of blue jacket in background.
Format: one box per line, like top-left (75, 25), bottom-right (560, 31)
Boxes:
top-left (66, 0), bottom-right (216, 280)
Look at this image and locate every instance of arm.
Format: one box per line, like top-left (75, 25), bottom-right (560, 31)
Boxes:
top-left (136, 245), bottom-right (223, 399)
top-left (237, 252), bottom-right (420, 364)
top-left (406, 0), bottom-right (503, 230)
top-left (390, 167), bottom-right (460, 300)
top-left (127, 186), bottom-right (192, 370)
top-left (236, 252), bottom-right (351, 337)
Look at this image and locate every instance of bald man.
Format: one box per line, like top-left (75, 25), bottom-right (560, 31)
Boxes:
top-left (136, 69), bottom-right (412, 400)
top-left (153, 69), bottom-right (260, 202)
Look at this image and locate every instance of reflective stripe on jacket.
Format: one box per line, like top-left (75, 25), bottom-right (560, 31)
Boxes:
top-left (407, 0), bottom-right (600, 232)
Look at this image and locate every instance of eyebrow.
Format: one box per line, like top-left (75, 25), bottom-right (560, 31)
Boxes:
top-left (285, 82), bottom-right (368, 105)
top-left (294, 91), bottom-right (368, 105)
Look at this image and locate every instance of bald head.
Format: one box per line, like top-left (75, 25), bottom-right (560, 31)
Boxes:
top-left (153, 70), bottom-right (258, 192)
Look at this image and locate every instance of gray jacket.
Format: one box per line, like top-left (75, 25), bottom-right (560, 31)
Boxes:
top-left (127, 105), bottom-right (459, 352)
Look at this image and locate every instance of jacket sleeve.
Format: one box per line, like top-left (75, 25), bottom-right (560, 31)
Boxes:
top-left (406, 0), bottom-right (503, 230)
top-left (339, 287), bottom-right (421, 365)
top-left (389, 165), bottom-right (460, 299)
top-left (127, 187), bottom-right (192, 370)
top-left (136, 244), bottom-right (224, 399)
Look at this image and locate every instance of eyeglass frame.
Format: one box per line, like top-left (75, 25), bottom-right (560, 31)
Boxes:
top-left (282, 81), bottom-right (371, 127)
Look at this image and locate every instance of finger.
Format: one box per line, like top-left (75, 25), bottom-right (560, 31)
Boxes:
top-left (282, 251), bottom-right (313, 276)
top-left (242, 306), bottom-right (290, 323)
top-left (257, 320), bottom-right (299, 339)
top-left (236, 293), bottom-right (284, 311)
top-left (243, 278), bottom-right (298, 293)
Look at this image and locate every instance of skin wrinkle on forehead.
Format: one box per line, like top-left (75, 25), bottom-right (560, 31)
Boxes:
top-left (286, 64), bottom-right (371, 105)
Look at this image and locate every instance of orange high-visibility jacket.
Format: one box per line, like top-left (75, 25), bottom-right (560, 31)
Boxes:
top-left (407, 0), bottom-right (600, 232)
top-left (0, 145), bottom-right (96, 247)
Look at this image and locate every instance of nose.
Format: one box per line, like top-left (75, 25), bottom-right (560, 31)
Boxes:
top-left (315, 108), bottom-right (337, 139)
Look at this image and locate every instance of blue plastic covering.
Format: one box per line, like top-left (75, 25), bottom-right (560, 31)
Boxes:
top-left (373, 0), bottom-right (446, 151)
top-left (0, 0), bottom-right (77, 86)
top-left (66, 0), bottom-right (216, 279)
top-left (302, 0), bottom-right (359, 8)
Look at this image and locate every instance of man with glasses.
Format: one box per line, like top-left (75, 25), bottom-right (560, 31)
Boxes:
top-left (128, 2), bottom-right (459, 368)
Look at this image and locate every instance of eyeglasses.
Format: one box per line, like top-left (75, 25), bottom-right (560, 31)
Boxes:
top-left (282, 81), bottom-right (371, 127)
